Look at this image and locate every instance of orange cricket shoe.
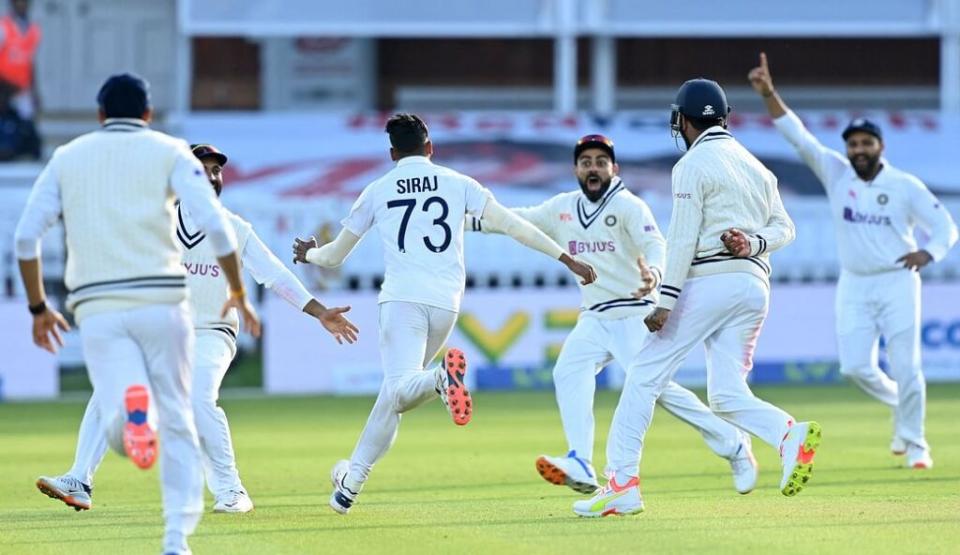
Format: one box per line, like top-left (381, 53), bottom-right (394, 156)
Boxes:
top-left (123, 384), bottom-right (157, 470)
top-left (436, 348), bottom-right (473, 426)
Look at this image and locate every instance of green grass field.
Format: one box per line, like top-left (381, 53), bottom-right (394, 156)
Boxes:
top-left (2, 384), bottom-right (958, 554)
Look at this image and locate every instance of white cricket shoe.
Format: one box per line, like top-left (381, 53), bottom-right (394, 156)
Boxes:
top-left (36, 474), bottom-right (92, 511)
top-left (572, 474), bottom-right (643, 517)
top-left (213, 490), bottom-right (254, 513)
top-left (890, 436), bottom-right (907, 456)
top-left (329, 459), bottom-right (360, 514)
top-left (729, 434), bottom-right (758, 495)
top-left (905, 445), bottom-right (933, 469)
top-left (779, 421), bottom-right (821, 497)
top-left (535, 451), bottom-right (599, 494)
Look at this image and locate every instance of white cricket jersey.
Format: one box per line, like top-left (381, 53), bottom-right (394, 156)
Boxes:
top-left (471, 177), bottom-right (665, 320)
top-left (774, 111), bottom-right (958, 275)
top-left (178, 205), bottom-right (314, 339)
top-left (342, 155), bottom-right (491, 312)
top-left (659, 127), bottom-right (796, 310)
top-left (13, 118), bottom-right (237, 322)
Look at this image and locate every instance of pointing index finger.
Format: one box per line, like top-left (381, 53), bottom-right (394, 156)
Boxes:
top-left (760, 52), bottom-right (768, 71)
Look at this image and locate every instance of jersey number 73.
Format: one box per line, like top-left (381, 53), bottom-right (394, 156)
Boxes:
top-left (386, 196), bottom-right (452, 253)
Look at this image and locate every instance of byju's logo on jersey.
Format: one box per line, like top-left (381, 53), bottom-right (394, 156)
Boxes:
top-left (183, 262), bottom-right (221, 278)
top-left (568, 240), bottom-right (616, 255)
top-left (842, 207), bottom-right (891, 226)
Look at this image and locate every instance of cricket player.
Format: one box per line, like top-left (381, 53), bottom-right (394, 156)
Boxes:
top-left (292, 113), bottom-right (597, 514)
top-left (14, 73), bottom-right (257, 554)
top-left (576, 78), bottom-right (821, 517)
top-left (749, 53), bottom-right (957, 468)
top-left (467, 134), bottom-right (758, 496)
top-left (34, 143), bottom-right (359, 515)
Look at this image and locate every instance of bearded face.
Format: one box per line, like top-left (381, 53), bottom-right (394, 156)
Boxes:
top-left (575, 148), bottom-right (617, 202)
top-left (200, 158), bottom-right (224, 196)
top-left (845, 132), bottom-right (884, 180)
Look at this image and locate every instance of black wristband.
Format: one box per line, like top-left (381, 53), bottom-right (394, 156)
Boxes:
top-left (28, 300), bottom-right (47, 315)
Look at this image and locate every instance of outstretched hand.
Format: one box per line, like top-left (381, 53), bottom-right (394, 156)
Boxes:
top-left (317, 305), bottom-right (359, 344)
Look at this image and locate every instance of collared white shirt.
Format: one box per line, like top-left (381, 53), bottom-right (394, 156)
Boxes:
top-left (774, 111), bottom-right (957, 275)
top-left (342, 155), bottom-right (491, 312)
top-left (472, 177), bottom-right (665, 319)
top-left (659, 126), bottom-right (795, 310)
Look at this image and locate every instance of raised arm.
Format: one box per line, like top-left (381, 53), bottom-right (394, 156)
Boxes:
top-left (243, 228), bottom-right (358, 344)
top-left (296, 183), bottom-right (372, 267)
top-left (467, 203), bottom-right (552, 237)
top-left (294, 227), bottom-right (362, 268)
top-left (481, 197), bottom-right (596, 285)
top-left (244, 228), bottom-right (314, 307)
top-left (748, 52), bottom-right (788, 119)
top-left (748, 52), bottom-right (848, 187)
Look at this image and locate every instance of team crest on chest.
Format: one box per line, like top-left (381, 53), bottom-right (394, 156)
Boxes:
top-left (877, 193), bottom-right (889, 206)
top-left (576, 181), bottom-right (624, 229)
top-left (604, 214), bottom-right (617, 227)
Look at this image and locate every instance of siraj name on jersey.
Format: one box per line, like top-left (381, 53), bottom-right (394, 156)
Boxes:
top-left (396, 175), bottom-right (439, 194)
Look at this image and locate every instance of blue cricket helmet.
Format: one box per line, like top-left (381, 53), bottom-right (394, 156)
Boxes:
top-left (670, 78), bottom-right (731, 135)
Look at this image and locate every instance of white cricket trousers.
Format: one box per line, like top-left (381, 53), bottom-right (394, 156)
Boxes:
top-left (191, 331), bottom-right (244, 496)
top-left (836, 269), bottom-right (926, 449)
top-left (68, 331), bottom-right (245, 497)
top-left (607, 273), bottom-right (795, 478)
top-left (347, 301), bottom-right (456, 484)
top-left (77, 303), bottom-right (203, 554)
top-left (553, 313), bottom-right (743, 465)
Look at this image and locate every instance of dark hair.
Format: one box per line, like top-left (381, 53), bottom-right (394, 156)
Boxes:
top-left (97, 73), bottom-right (151, 119)
top-left (685, 116), bottom-right (725, 132)
top-left (385, 113), bottom-right (429, 155)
